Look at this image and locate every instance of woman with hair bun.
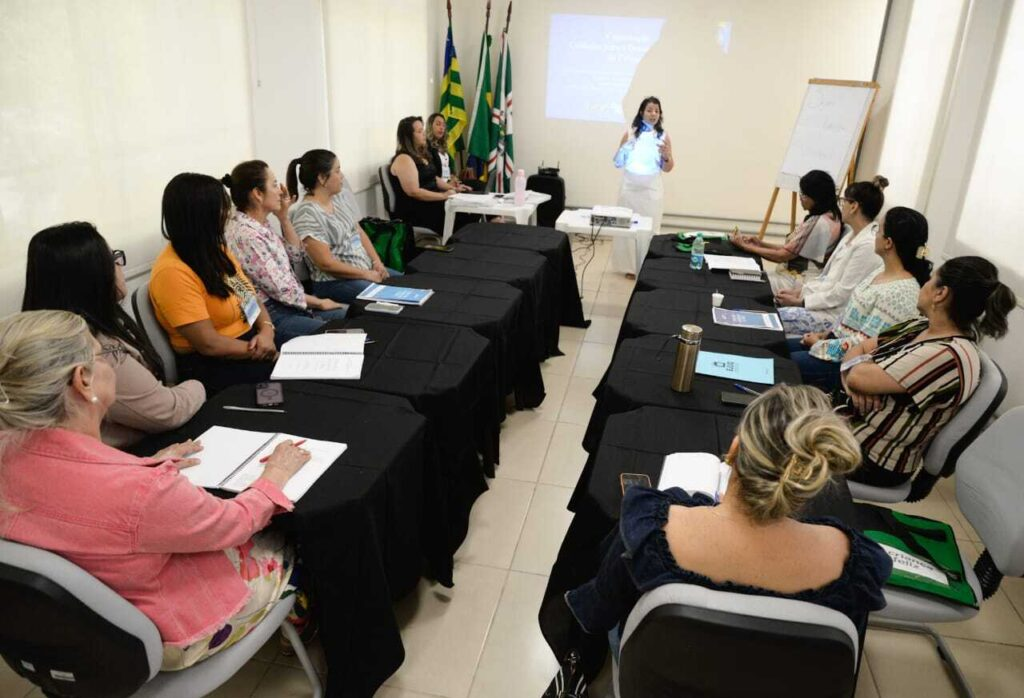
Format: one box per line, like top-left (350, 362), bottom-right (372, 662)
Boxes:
top-left (541, 385), bottom-right (891, 695)
top-left (840, 255), bottom-right (1016, 486)
top-left (788, 205), bottom-right (932, 392)
top-left (222, 159), bottom-right (348, 346)
top-left (776, 176), bottom-right (891, 334)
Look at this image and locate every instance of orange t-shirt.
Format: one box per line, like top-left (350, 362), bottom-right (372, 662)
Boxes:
top-left (149, 244), bottom-right (257, 352)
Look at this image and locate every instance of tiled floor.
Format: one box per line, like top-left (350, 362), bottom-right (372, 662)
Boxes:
top-left (6, 237), bottom-right (1021, 697)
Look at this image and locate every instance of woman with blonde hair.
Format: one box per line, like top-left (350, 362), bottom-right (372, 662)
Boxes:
top-left (542, 385), bottom-right (891, 696)
top-left (0, 310), bottom-right (311, 670)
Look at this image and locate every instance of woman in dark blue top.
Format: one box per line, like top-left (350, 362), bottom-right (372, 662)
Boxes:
top-left (543, 385), bottom-right (892, 698)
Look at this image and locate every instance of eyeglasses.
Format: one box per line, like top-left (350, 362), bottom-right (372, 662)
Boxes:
top-left (112, 249), bottom-right (127, 267)
top-left (97, 345), bottom-right (128, 362)
top-left (838, 197), bottom-right (854, 205)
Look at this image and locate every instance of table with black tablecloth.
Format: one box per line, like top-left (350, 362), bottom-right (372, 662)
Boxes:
top-left (582, 334), bottom-right (801, 452)
top-left (541, 405), bottom-right (858, 674)
top-left (321, 317), bottom-right (496, 581)
top-left (137, 382), bottom-right (431, 698)
top-left (351, 272), bottom-right (544, 409)
top-left (636, 256), bottom-right (774, 305)
top-left (645, 233), bottom-right (749, 260)
top-left (619, 289), bottom-right (787, 351)
top-left (406, 243), bottom-right (562, 358)
top-left (450, 222), bottom-right (589, 328)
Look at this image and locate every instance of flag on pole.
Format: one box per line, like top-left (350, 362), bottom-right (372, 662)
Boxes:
top-left (487, 30), bottom-right (514, 192)
top-left (465, 26), bottom-right (493, 182)
top-left (439, 16), bottom-right (467, 161)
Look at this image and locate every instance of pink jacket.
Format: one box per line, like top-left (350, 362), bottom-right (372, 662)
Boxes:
top-left (0, 428), bottom-right (293, 646)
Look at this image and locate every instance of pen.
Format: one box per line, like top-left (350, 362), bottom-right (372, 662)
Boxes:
top-left (260, 439), bottom-right (306, 463)
top-left (222, 405), bottom-right (287, 414)
top-left (732, 383), bottom-right (762, 396)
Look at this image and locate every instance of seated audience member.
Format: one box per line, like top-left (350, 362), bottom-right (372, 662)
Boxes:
top-left (287, 149), bottom-right (399, 303)
top-left (223, 160), bottom-right (348, 346)
top-left (388, 115), bottom-right (460, 235)
top-left (426, 112), bottom-right (479, 192)
top-left (789, 207), bottom-right (931, 392)
top-left (840, 256), bottom-right (1016, 487)
top-left (0, 310), bottom-right (311, 669)
top-left (776, 176), bottom-right (890, 334)
top-left (149, 173), bottom-right (278, 395)
top-left (543, 385), bottom-right (891, 695)
top-left (730, 170), bottom-right (843, 294)
top-left (21, 223), bottom-right (205, 448)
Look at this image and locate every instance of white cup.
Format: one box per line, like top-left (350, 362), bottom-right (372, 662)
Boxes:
top-left (711, 292), bottom-right (724, 307)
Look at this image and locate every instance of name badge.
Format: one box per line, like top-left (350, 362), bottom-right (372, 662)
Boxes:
top-left (242, 295), bottom-right (260, 327)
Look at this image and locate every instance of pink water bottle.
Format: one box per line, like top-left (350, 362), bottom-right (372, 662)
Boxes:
top-left (514, 169), bottom-right (526, 205)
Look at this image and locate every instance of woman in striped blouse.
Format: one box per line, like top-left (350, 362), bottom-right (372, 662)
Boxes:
top-left (839, 256), bottom-right (1015, 486)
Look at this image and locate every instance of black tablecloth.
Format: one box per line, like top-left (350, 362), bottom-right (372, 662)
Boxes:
top-left (451, 222), bottom-right (589, 328)
top-left (136, 382), bottom-right (430, 698)
top-left (582, 334), bottom-right (801, 452)
top-left (407, 243), bottom-right (561, 358)
top-left (646, 233), bottom-right (747, 260)
top-left (636, 256), bottom-right (773, 303)
top-left (352, 273), bottom-right (544, 409)
top-left (619, 289), bottom-right (787, 351)
top-left (542, 406), bottom-right (857, 676)
top-left (322, 317), bottom-right (495, 582)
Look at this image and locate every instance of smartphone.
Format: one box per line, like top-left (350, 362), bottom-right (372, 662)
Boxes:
top-left (255, 382), bottom-right (284, 407)
top-left (720, 391), bottom-right (756, 407)
top-left (620, 472), bottom-right (652, 494)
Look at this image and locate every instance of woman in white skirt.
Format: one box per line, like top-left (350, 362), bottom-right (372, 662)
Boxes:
top-left (611, 97), bottom-right (674, 275)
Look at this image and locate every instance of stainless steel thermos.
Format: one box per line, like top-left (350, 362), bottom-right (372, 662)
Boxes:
top-left (670, 324), bottom-right (703, 393)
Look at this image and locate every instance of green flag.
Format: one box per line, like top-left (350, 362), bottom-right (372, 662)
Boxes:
top-left (439, 20), bottom-right (467, 160)
top-left (487, 31), bottom-right (514, 192)
top-left (466, 31), bottom-right (493, 181)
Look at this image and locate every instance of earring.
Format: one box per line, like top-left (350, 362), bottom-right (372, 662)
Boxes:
top-left (90, 396), bottom-right (99, 404)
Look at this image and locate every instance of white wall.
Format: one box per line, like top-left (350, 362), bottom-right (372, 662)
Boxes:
top-left (440, 0), bottom-right (887, 224)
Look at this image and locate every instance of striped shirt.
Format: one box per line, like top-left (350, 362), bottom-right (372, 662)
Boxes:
top-left (851, 320), bottom-right (980, 475)
top-left (289, 191), bottom-right (372, 283)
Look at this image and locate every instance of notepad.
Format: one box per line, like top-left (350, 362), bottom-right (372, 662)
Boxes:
top-left (183, 426), bottom-right (347, 501)
top-left (658, 452), bottom-right (732, 502)
top-left (704, 254), bottom-right (762, 272)
top-left (696, 350), bottom-right (775, 385)
top-left (712, 307), bottom-right (783, 332)
top-left (356, 283), bottom-right (434, 306)
top-left (270, 333), bottom-right (364, 380)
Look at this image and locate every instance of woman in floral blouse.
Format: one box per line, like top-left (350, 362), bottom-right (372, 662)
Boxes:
top-left (223, 160), bottom-right (348, 347)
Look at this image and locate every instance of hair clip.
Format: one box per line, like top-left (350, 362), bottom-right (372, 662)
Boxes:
top-left (0, 381), bottom-right (9, 406)
top-left (916, 244), bottom-right (930, 260)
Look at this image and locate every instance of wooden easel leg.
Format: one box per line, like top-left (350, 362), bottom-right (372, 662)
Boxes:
top-left (790, 191), bottom-right (797, 233)
top-left (758, 187), bottom-right (780, 240)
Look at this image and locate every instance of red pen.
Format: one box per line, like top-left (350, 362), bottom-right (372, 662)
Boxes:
top-left (259, 439), bottom-right (307, 463)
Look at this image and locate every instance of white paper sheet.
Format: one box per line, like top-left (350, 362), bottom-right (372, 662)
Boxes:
top-left (704, 254), bottom-right (762, 272)
top-left (658, 452), bottom-right (731, 501)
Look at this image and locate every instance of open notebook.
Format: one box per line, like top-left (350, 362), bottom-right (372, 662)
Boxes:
top-left (270, 333), bottom-right (365, 380)
top-left (658, 452), bottom-right (732, 502)
top-left (182, 426), bottom-right (347, 502)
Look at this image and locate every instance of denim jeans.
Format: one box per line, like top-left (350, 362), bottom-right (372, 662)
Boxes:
top-left (310, 269), bottom-right (404, 304)
top-left (786, 337), bottom-right (842, 393)
top-left (264, 299), bottom-right (349, 347)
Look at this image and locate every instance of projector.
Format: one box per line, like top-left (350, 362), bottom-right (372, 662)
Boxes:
top-left (590, 205), bottom-right (634, 228)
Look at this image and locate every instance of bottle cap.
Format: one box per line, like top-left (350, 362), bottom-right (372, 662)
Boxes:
top-left (679, 324), bottom-right (703, 342)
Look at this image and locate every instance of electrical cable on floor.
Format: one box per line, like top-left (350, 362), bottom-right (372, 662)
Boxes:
top-left (573, 222), bottom-right (603, 300)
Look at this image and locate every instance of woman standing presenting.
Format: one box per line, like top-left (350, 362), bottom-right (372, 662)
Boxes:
top-left (611, 96), bottom-right (674, 275)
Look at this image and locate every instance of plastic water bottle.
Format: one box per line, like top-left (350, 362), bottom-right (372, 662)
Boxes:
top-left (690, 233), bottom-right (705, 271)
top-left (514, 169), bottom-right (527, 205)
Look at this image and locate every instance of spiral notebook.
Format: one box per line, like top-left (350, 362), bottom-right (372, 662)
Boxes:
top-left (270, 333), bottom-right (364, 380)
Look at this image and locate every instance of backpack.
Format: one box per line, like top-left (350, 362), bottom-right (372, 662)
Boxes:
top-left (360, 217), bottom-right (415, 272)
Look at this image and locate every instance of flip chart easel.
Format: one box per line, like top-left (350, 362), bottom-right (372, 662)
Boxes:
top-left (758, 78), bottom-right (879, 239)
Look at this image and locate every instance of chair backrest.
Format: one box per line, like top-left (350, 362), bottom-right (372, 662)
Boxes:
top-left (131, 282), bottom-right (178, 385)
top-left (956, 406), bottom-right (1024, 578)
top-left (0, 538), bottom-right (162, 698)
top-left (923, 350), bottom-right (1006, 478)
top-left (617, 584), bottom-right (859, 698)
top-left (378, 163), bottom-right (397, 219)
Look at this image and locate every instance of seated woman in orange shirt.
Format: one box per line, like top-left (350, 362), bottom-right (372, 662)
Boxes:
top-left (149, 173), bottom-right (278, 395)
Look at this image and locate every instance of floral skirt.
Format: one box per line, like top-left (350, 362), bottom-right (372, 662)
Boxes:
top-left (161, 531), bottom-right (294, 671)
top-left (778, 306), bottom-right (835, 336)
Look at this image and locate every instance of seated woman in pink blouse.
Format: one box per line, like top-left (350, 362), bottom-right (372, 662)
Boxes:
top-left (223, 160), bottom-right (348, 347)
top-left (0, 310), bottom-right (311, 669)
top-left (21, 222), bottom-right (205, 448)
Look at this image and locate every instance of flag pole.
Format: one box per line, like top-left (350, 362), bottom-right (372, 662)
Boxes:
top-left (504, 1), bottom-right (512, 33)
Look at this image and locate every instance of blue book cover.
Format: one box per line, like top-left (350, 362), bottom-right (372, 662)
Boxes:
top-left (695, 351), bottom-right (775, 385)
top-left (356, 283), bottom-right (434, 306)
top-left (711, 307), bottom-right (783, 332)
